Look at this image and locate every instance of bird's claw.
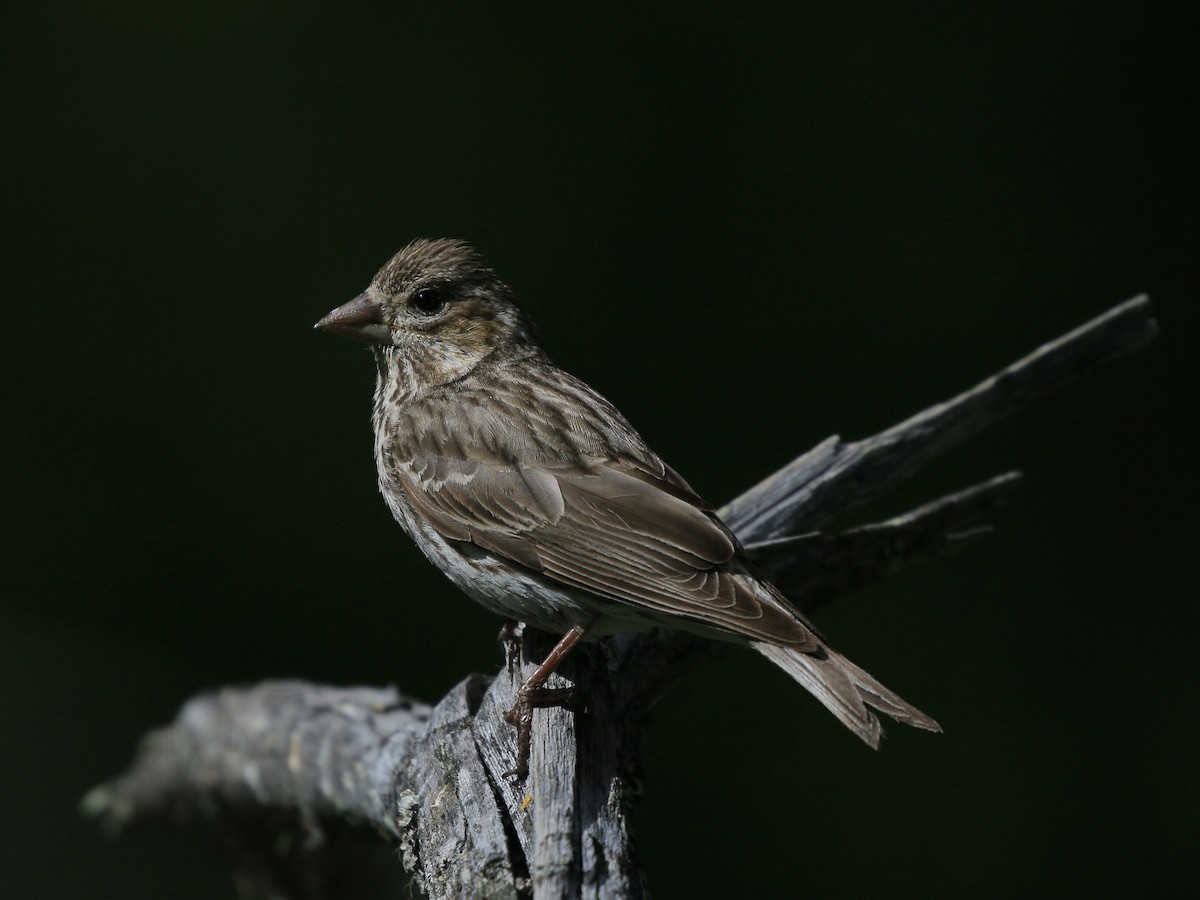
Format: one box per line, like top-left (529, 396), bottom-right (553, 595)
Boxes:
top-left (497, 620), bottom-right (524, 674)
top-left (501, 684), bottom-right (585, 781)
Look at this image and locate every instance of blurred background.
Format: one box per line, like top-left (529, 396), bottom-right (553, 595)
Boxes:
top-left (2, 2), bottom-right (1196, 896)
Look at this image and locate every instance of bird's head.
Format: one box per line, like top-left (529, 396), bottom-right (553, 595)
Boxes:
top-left (316, 239), bottom-right (543, 391)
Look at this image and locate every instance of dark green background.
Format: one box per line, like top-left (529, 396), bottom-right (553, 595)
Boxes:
top-left (3, 2), bottom-right (1196, 897)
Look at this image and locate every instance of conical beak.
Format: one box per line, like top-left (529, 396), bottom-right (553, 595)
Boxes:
top-left (314, 293), bottom-right (391, 345)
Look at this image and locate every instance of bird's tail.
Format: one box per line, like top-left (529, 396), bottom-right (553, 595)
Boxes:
top-left (752, 641), bottom-right (941, 748)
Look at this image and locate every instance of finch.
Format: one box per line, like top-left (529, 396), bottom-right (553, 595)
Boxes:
top-left (316, 239), bottom-right (939, 775)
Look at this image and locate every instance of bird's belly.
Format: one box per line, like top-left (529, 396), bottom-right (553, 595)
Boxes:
top-left (379, 477), bottom-right (651, 634)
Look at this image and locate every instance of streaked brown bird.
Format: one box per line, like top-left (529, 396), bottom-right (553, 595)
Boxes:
top-left (316, 239), bottom-right (939, 777)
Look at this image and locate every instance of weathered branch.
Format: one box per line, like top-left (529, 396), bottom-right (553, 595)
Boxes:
top-left (748, 471), bottom-right (1022, 613)
top-left (83, 683), bottom-right (429, 839)
top-left (723, 295), bottom-right (1157, 537)
top-left (85, 297), bottom-right (1157, 899)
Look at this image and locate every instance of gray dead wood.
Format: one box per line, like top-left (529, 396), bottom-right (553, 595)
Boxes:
top-left (85, 297), bottom-right (1157, 899)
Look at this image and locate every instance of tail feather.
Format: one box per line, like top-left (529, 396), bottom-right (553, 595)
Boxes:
top-left (752, 641), bottom-right (941, 748)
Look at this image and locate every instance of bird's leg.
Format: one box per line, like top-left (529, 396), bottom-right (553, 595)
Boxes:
top-left (503, 624), bottom-right (588, 780)
top-left (497, 619), bottom-right (524, 674)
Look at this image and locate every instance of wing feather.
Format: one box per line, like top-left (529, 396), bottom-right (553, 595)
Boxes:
top-left (394, 442), bottom-right (817, 649)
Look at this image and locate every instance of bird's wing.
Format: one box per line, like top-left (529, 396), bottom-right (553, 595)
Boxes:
top-left (394, 439), bottom-right (818, 649)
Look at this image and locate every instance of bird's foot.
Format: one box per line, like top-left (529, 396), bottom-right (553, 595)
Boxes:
top-left (501, 684), bottom-right (585, 781)
top-left (499, 624), bottom-right (588, 781)
top-left (497, 620), bottom-right (525, 674)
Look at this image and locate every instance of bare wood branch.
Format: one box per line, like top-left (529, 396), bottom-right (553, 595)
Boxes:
top-left (748, 471), bottom-right (1022, 613)
top-left (82, 683), bottom-right (430, 839)
top-left (722, 295), bottom-right (1157, 538)
top-left (85, 297), bottom-right (1157, 899)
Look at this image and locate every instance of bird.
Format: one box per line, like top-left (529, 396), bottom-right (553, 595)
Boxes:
top-left (315, 238), bottom-right (940, 777)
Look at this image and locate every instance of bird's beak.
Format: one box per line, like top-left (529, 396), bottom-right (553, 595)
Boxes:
top-left (314, 293), bottom-right (391, 345)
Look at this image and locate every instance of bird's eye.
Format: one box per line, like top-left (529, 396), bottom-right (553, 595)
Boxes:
top-left (411, 287), bottom-right (444, 315)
